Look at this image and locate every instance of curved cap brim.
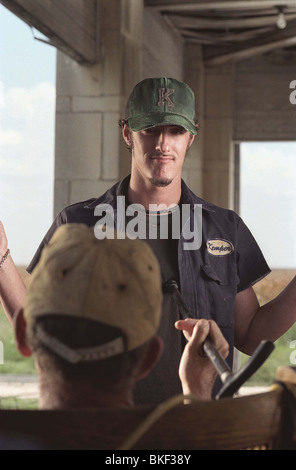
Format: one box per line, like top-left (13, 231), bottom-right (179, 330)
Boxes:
top-left (128, 113), bottom-right (197, 135)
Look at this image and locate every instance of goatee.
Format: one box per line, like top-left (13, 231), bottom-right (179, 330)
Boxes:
top-left (149, 177), bottom-right (173, 187)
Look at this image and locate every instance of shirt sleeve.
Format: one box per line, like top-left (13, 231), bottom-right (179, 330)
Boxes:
top-left (236, 217), bottom-right (271, 292)
top-left (26, 211), bottom-right (65, 274)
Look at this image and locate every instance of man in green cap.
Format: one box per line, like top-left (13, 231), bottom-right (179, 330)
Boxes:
top-left (1, 77), bottom-right (296, 404)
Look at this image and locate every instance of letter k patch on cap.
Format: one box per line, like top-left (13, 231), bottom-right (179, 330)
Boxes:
top-left (158, 88), bottom-right (175, 107)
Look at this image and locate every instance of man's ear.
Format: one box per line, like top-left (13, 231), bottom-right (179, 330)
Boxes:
top-left (135, 336), bottom-right (163, 381)
top-left (187, 132), bottom-right (196, 149)
top-left (122, 123), bottom-right (132, 146)
top-left (14, 308), bottom-right (32, 357)
top-left (187, 123), bottom-right (199, 150)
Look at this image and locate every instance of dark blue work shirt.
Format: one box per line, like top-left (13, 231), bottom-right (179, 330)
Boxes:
top-left (27, 175), bottom-right (270, 402)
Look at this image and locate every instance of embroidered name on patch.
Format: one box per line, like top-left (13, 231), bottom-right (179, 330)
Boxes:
top-left (158, 88), bottom-right (175, 107)
top-left (206, 239), bottom-right (234, 256)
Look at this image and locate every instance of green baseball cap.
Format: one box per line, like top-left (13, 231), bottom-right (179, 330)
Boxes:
top-left (124, 77), bottom-right (197, 135)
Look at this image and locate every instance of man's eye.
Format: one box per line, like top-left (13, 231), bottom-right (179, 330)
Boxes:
top-left (170, 127), bottom-right (186, 135)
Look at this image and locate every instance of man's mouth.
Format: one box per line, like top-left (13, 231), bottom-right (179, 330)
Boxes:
top-left (150, 155), bottom-right (174, 162)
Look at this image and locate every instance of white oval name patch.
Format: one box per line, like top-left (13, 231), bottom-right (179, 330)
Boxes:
top-left (206, 239), bottom-right (234, 256)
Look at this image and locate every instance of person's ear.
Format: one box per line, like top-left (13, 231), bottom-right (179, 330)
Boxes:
top-left (122, 123), bottom-right (133, 147)
top-left (187, 123), bottom-right (199, 149)
top-left (14, 308), bottom-right (32, 357)
top-left (135, 336), bottom-right (163, 380)
top-left (187, 132), bottom-right (195, 149)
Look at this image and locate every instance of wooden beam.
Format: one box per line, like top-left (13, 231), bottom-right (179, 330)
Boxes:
top-left (203, 18), bottom-right (296, 65)
top-left (0, 388), bottom-right (290, 450)
top-left (1, 0), bottom-right (98, 64)
top-left (205, 36), bottom-right (296, 65)
top-left (145, 0), bottom-right (296, 12)
top-left (180, 26), bottom-right (274, 43)
top-left (169, 13), bottom-right (296, 30)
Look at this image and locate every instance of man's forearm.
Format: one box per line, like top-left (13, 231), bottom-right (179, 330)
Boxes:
top-left (252, 276), bottom-right (296, 339)
top-left (235, 278), bottom-right (296, 355)
top-left (0, 255), bottom-right (27, 325)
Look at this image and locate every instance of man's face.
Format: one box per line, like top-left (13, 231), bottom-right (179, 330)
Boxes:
top-left (123, 124), bottom-right (195, 187)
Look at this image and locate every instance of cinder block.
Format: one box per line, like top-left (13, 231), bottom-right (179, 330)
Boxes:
top-left (102, 113), bottom-right (120, 180)
top-left (70, 179), bottom-right (117, 204)
top-left (204, 117), bottom-right (233, 160)
top-left (56, 52), bottom-right (102, 97)
top-left (54, 179), bottom-right (71, 216)
top-left (205, 74), bottom-right (233, 118)
top-left (55, 113), bottom-right (102, 179)
top-left (72, 96), bottom-right (121, 113)
top-left (56, 96), bottom-right (71, 113)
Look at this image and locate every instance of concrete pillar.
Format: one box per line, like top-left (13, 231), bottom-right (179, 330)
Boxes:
top-left (142, 8), bottom-right (184, 80)
top-left (203, 64), bottom-right (235, 209)
top-left (54, 0), bottom-right (143, 216)
top-left (183, 44), bottom-right (204, 197)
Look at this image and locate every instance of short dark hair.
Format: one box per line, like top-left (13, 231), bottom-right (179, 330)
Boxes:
top-left (118, 118), bottom-right (127, 129)
top-left (28, 316), bottom-right (150, 387)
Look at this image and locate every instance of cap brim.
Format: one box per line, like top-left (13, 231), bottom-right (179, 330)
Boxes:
top-left (128, 113), bottom-right (197, 135)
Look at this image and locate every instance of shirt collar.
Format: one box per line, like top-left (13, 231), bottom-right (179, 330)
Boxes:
top-left (84, 175), bottom-right (215, 213)
top-left (83, 175), bottom-right (131, 210)
top-left (180, 179), bottom-right (215, 212)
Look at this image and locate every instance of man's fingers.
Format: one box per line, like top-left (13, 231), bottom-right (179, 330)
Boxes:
top-left (175, 318), bottom-right (229, 360)
top-left (175, 318), bottom-right (196, 333)
top-left (188, 320), bottom-right (211, 357)
top-left (175, 318), bottom-right (211, 345)
top-left (208, 320), bottom-right (229, 359)
top-left (175, 318), bottom-right (210, 336)
top-left (191, 320), bottom-right (210, 343)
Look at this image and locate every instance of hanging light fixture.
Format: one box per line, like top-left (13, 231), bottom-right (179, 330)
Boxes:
top-left (276, 5), bottom-right (287, 29)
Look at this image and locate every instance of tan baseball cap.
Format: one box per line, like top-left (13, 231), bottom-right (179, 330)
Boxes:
top-left (24, 224), bottom-right (163, 362)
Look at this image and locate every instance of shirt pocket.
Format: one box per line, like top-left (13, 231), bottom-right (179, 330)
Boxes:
top-left (201, 259), bottom-right (239, 328)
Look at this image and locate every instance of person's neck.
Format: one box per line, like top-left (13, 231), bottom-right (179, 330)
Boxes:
top-left (128, 173), bottom-right (182, 210)
top-left (38, 375), bottom-right (135, 410)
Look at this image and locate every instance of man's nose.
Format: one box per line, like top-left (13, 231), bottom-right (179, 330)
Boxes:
top-left (155, 130), bottom-right (170, 153)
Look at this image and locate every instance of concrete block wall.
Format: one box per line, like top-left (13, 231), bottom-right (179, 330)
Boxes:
top-left (54, 52), bottom-right (118, 215)
top-left (54, 0), bottom-right (143, 216)
top-left (234, 52), bottom-right (296, 141)
top-left (142, 9), bottom-right (184, 80)
top-left (200, 50), bottom-right (296, 210)
top-left (184, 44), bottom-right (204, 198)
top-left (201, 63), bottom-right (235, 209)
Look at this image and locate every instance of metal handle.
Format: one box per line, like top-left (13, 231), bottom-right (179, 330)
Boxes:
top-left (203, 339), bottom-right (232, 383)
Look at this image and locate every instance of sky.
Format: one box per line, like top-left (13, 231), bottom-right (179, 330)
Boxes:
top-left (240, 142), bottom-right (296, 269)
top-left (0, 5), bottom-right (296, 269)
top-left (0, 5), bottom-right (56, 266)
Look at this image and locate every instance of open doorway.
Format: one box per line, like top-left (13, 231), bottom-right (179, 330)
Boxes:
top-left (236, 141), bottom-right (296, 389)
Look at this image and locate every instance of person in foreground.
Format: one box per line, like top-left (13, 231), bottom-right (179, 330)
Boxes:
top-left (14, 224), bottom-right (228, 409)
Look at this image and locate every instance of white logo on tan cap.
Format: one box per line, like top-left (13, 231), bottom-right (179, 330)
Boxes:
top-left (206, 239), bottom-right (234, 256)
top-left (158, 88), bottom-right (174, 107)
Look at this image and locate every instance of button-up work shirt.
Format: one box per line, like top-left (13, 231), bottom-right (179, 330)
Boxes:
top-left (27, 175), bottom-right (270, 402)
